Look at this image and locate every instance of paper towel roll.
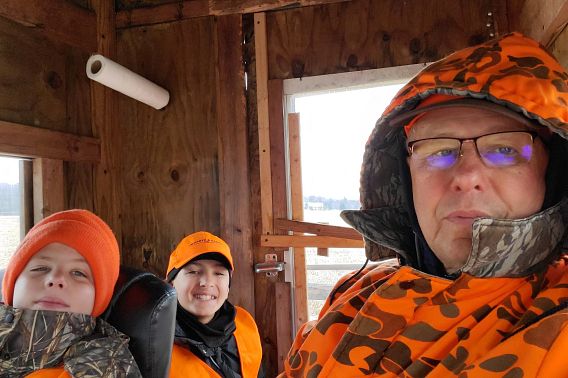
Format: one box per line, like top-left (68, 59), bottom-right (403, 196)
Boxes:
top-left (86, 54), bottom-right (170, 110)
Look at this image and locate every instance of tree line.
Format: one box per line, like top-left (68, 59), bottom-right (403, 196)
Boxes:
top-left (304, 195), bottom-right (360, 210)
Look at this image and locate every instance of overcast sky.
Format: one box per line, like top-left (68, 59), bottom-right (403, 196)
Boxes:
top-left (0, 156), bottom-right (19, 184)
top-left (295, 83), bottom-right (404, 201)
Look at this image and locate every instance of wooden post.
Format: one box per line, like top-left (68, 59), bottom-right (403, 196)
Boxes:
top-left (288, 112), bottom-right (309, 331)
top-left (91, 0), bottom-right (121, 245)
top-left (33, 158), bottom-right (64, 222)
top-left (254, 12), bottom-right (274, 236)
top-left (215, 14), bottom-right (256, 313)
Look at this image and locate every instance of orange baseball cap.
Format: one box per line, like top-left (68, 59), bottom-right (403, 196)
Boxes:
top-left (166, 231), bottom-right (234, 282)
top-left (2, 209), bottom-right (120, 317)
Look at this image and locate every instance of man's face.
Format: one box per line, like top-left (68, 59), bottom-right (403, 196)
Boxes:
top-left (13, 243), bottom-right (95, 315)
top-left (172, 259), bottom-right (230, 324)
top-left (408, 107), bottom-right (549, 273)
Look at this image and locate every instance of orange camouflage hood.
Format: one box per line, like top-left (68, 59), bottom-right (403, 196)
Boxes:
top-left (341, 33), bottom-right (568, 273)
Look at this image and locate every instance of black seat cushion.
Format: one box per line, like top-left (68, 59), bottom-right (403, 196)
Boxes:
top-left (101, 266), bottom-right (177, 378)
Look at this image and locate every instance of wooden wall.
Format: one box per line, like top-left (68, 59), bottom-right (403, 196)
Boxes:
top-left (115, 18), bottom-right (220, 274)
top-left (114, 15), bottom-right (256, 313)
top-left (266, 0), bottom-right (505, 80)
top-left (0, 16), bottom-right (93, 211)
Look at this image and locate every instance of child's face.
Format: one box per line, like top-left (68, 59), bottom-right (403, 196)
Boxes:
top-left (13, 243), bottom-right (95, 315)
top-left (172, 259), bottom-right (230, 324)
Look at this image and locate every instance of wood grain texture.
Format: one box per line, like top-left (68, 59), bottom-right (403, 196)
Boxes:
top-left (550, 24), bottom-right (568, 67)
top-left (267, 0), bottom-right (499, 79)
top-left (91, 0), bottom-right (122, 251)
top-left (0, 0), bottom-right (96, 52)
top-left (268, 80), bottom-right (288, 231)
top-left (215, 14), bottom-right (255, 312)
top-left (0, 17), bottom-right (67, 132)
top-left (0, 120), bottom-right (99, 161)
top-left (65, 48), bottom-right (95, 211)
top-left (245, 13), bottom-right (281, 377)
top-left (116, 18), bottom-right (220, 275)
top-left (514, 0), bottom-right (568, 47)
top-left (262, 234), bottom-right (364, 248)
top-left (255, 13), bottom-right (275, 236)
top-left (275, 282), bottom-right (293, 372)
top-left (274, 218), bottom-right (363, 239)
top-left (288, 112), bottom-right (309, 332)
top-left (116, 0), bottom-right (352, 28)
top-left (33, 159), bottom-right (65, 222)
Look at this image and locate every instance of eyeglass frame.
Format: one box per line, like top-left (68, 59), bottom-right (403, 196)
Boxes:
top-left (406, 130), bottom-right (539, 167)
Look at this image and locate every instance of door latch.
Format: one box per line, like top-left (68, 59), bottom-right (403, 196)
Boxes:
top-left (254, 254), bottom-right (285, 277)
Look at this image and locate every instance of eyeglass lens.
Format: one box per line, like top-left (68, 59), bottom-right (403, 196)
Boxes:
top-left (410, 132), bottom-right (534, 169)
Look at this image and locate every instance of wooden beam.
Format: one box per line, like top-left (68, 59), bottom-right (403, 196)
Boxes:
top-left (274, 218), bottom-right (363, 240)
top-left (91, 0), bottom-right (122, 245)
top-left (33, 158), bottom-right (64, 222)
top-left (116, 0), bottom-right (352, 28)
top-left (288, 112), bottom-right (308, 332)
top-left (262, 235), bottom-right (364, 248)
top-left (0, 0), bottom-right (96, 52)
top-left (0, 119), bottom-right (100, 161)
top-left (215, 14), bottom-right (256, 313)
top-left (516, 0), bottom-right (568, 47)
top-left (255, 13), bottom-right (274, 236)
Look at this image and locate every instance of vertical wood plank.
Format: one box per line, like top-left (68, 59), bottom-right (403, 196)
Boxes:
top-left (20, 160), bottom-right (33, 236)
top-left (246, 13), bottom-right (279, 376)
top-left (215, 14), bottom-right (256, 313)
top-left (254, 12), bottom-right (274, 236)
top-left (288, 112), bottom-right (309, 331)
top-left (91, 0), bottom-right (121, 245)
top-left (268, 80), bottom-right (287, 229)
top-left (275, 281), bottom-right (293, 372)
top-left (33, 158), bottom-right (64, 222)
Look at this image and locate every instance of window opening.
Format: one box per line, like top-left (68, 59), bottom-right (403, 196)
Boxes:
top-left (292, 84), bottom-right (404, 319)
top-left (0, 156), bottom-right (25, 269)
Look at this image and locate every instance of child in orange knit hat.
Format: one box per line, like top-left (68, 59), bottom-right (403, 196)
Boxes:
top-left (0, 209), bottom-right (141, 377)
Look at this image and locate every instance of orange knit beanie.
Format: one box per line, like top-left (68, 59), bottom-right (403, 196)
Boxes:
top-left (2, 209), bottom-right (120, 316)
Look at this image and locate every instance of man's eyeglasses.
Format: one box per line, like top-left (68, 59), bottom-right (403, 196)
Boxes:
top-left (407, 131), bottom-right (538, 170)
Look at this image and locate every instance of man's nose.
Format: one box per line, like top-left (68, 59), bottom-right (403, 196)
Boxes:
top-left (46, 270), bottom-right (66, 288)
top-left (451, 141), bottom-right (486, 192)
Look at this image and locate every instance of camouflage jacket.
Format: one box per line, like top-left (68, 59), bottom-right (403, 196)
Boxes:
top-left (0, 305), bottom-right (142, 378)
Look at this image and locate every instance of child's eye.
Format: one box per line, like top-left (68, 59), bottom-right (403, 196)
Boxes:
top-left (186, 270), bottom-right (200, 275)
top-left (71, 270), bottom-right (88, 278)
top-left (30, 266), bottom-right (48, 272)
top-left (215, 272), bottom-right (226, 276)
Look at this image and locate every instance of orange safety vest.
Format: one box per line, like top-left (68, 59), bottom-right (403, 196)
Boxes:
top-left (170, 306), bottom-right (262, 378)
top-left (26, 367), bottom-right (70, 378)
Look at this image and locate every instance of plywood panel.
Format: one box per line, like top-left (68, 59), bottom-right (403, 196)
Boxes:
top-left (116, 18), bottom-right (220, 275)
top-left (267, 0), bottom-right (499, 79)
top-left (551, 25), bottom-right (568, 68)
top-left (215, 14), bottom-right (255, 312)
top-left (0, 17), bottom-right (67, 131)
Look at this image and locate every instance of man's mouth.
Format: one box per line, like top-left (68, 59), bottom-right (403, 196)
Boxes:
top-left (446, 210), bottom-right (490, 224)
